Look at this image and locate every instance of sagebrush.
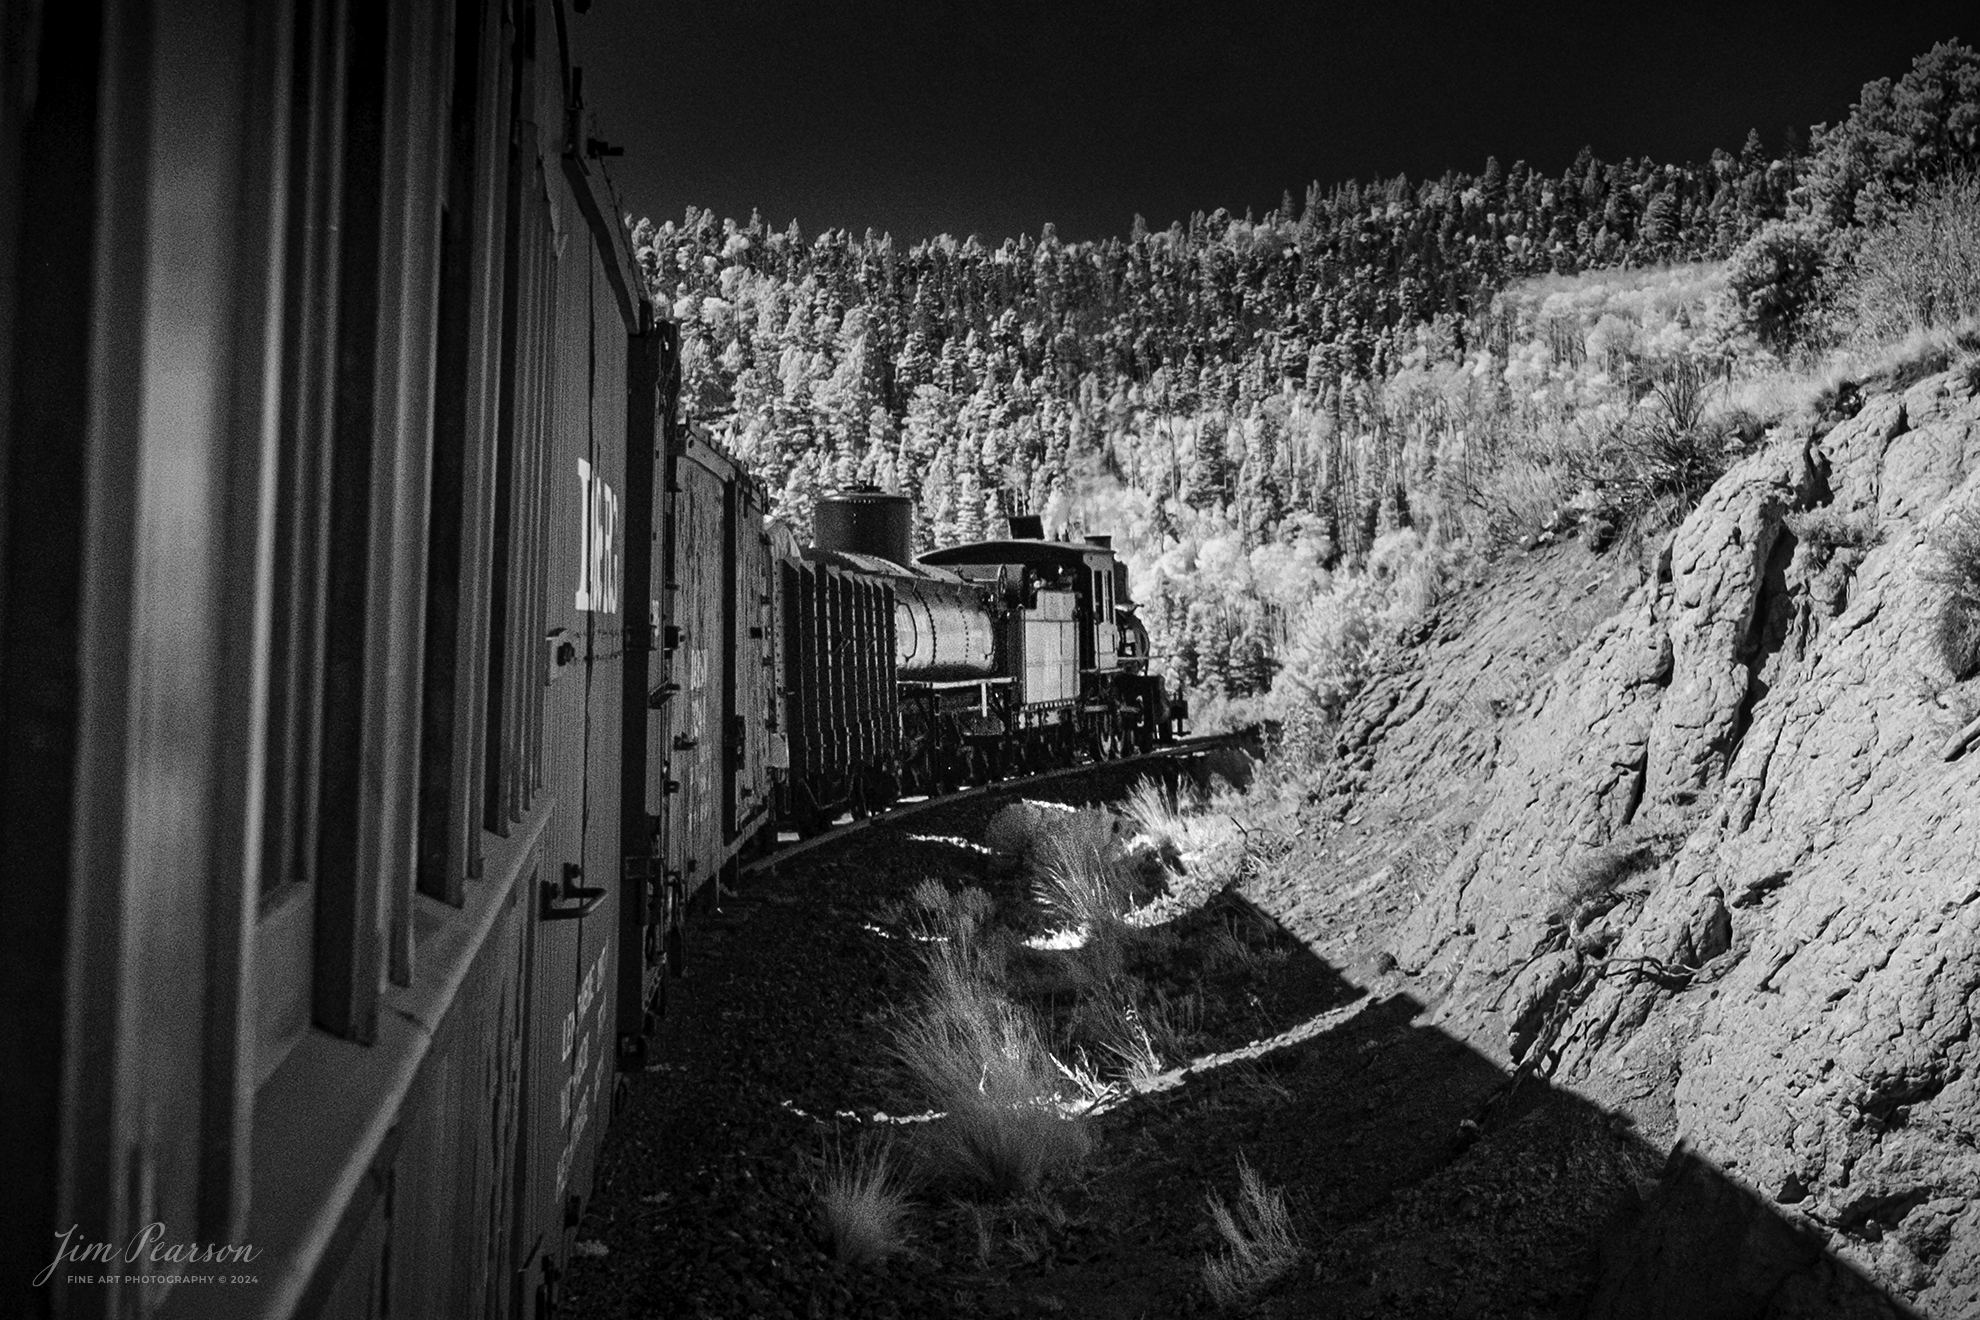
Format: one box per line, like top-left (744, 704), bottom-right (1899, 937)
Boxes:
top-left (1201, 1156), bottom-right (1306, 1309)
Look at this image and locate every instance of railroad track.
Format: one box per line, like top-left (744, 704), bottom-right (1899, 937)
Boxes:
top-left (738, 729), bottom-right (1259, 881)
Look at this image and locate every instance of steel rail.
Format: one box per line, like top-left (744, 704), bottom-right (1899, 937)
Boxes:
top-left (736, 731), bottom-right (1254, 880)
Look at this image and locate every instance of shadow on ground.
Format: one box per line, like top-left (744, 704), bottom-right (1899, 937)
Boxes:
top-left (564, 765), bottom-right (1920, 1320)
top-left (1062, 886), bottom-right (1918, 1320)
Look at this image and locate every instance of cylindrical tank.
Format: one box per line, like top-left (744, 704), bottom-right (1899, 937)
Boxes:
top-left (893, 573), bottom-right (998, 680)
top-left (814, 487), bottom-right (913, 567)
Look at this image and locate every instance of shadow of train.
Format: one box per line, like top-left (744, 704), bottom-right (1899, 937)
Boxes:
top-left (1113, 889), bottom-right (1920, 1319)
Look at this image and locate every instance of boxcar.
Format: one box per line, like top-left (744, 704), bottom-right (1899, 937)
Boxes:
top-left (0, 2), bottom-right (681, 1317)
top-left (641, 433), bottom-right (781, 961)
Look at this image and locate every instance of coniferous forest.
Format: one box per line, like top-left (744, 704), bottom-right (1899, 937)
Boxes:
top-left (632, 42), bottom-right (1980, 718)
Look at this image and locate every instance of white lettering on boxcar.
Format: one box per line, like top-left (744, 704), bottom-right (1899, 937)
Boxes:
top-left (574, 458), bottom-right (621, 613)
top-left (554, 942), bottom-right (615, 1201)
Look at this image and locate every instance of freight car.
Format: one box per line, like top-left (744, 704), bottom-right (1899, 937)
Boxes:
top-left (1, 2), bottom-right (720, 1317)
top-left (1, 5), bottom-right (1180, 1319)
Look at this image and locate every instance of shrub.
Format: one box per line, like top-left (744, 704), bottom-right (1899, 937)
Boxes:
top-left (1461, 456), bottom-right (1571, 552)
top-left (981, 800), bottom-right (1122, 870)
top-left (1201, 1156), bottom-right (1306, 1310)
top-left (1606, 414), bottom-right (1733, 511)
top-left (1837, 172), bottom-right (1980, 344)
top-left (1784, 505), bottom-right (1879, 551)
top-left (1116, 774), bottom-right (1252, 896)
top-left (813, 1135), bottom-right (916, 1265)
top-left (1921, 502), bottom-right (1980, 678)
top-left (1551, 841), bottom-right (1656, 927)
top-left (1727, 218), bottom-right (1835, 351)
top-left (981, 799), bottom-right (1074, 858)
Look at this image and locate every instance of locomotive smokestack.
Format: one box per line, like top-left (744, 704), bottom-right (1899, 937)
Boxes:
top-left (813, 486), bottom-right (915, 566)
top-left (1007, 514), bottom-right (1044, 540)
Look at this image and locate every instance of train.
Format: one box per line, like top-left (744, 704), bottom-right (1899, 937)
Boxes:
top-left (0, 3), bottom-right (1181, 1319)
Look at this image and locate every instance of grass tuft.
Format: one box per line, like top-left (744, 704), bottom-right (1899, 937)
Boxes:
top-left (1032, 834), bottom-right (1137, 933)
top-left (893, 923), bottom-right (1091, 1197)
top-left (813, 1134), bottom-right (916, 1266)
top-left (1201, 1156), bottom-right (1306, 1310)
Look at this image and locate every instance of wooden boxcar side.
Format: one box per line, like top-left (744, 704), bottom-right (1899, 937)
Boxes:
top-left (661, 436), bottom-right (779, 903)
top-left (0, 2), bottom-right (658, 1318)
top-left (663, 444), bottom-right (727, 903)
top-left (729, 481), bottom-right (781, 851)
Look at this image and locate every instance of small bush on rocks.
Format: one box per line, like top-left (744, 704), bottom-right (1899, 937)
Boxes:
top-left (813, 1135), bottom-right (916, 1266)
top-left (1201, 1156), bottom-right (1306, 1310)
top-left (1922, 502), bottom-right (1980, 679)
top-left (1551, 841), bottom-right (1656, 927)
top-left (1784, 505), bottom-right (1879, 551)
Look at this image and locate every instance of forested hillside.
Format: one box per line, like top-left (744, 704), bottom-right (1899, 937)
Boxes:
top-left (631, 41), bottom-right (1980, 713)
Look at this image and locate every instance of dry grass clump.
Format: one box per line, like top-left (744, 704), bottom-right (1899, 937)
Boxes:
top-left (813, 1134), bottom-right (916, 1265)
top-left (1068, 985), bottom-right (1198, 1085)
top-left (893, 884), bottom-right (1092, 1197)
top-left (901, 987), bottom-right (1092, 1196)
top-left (1462, 455), bottom-right (1571, 553)
top-left (1032, 834), bottom-right (1139, 932)
top-left (1119, 775), bottom-right (1256, 899)
top-left (1921, 502), bottom-right (1980, 679)
top-left (1201, 1156), bottom-right (1306, 1310)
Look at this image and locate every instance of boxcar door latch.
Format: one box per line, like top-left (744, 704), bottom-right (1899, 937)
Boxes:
top-left (541, 862), bottom-right (606, 921)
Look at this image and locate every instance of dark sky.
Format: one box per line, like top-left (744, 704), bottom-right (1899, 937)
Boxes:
top-left (564, 2), bottom-right (1972, 245)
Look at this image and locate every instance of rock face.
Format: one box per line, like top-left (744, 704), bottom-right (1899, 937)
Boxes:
top-left (1353, 365), bottom-right (1980, 1315)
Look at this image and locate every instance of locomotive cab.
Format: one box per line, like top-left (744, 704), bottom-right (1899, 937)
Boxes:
top-left (920, 516), bottom-right (1174, 757)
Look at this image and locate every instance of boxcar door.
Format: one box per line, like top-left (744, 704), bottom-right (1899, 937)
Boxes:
top-left (729, 494), bottom-right (777, 843)
top-left (666, 449), bottom-right (728, 901)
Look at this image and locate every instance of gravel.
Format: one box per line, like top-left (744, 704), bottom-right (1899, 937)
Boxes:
top-left (564, 759), bottom-right (1659, 1319)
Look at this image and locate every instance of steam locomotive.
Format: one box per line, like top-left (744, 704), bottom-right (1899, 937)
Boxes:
top-left (778, 489), bottom-right (1178, 833)
top-left (0, 4), bottom-right (1177, 1318)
